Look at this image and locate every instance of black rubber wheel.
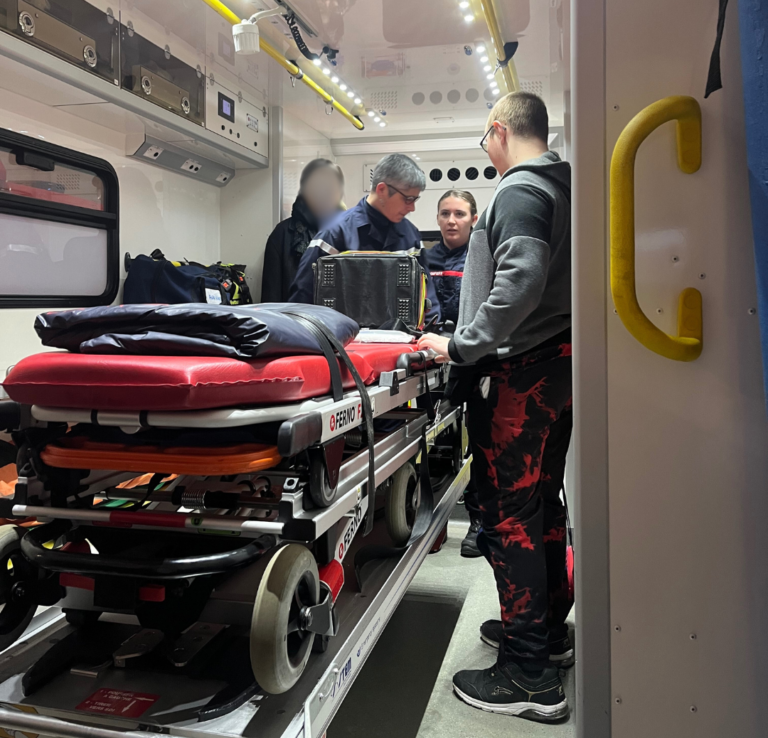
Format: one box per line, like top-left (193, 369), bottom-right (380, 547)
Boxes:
top-left (385, 463), bottom-right (419, 547)
top-left (308, 453), bottom-right (337, 508)
top-left (0, 525), bottom-right (36, 652)
top-left (250, 544), bottom-right (320, 694)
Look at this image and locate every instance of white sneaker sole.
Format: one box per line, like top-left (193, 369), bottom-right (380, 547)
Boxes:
top-left (453, 684), bottom-right (569, 722)
top-left (479, 632), bottom-right (576, 668)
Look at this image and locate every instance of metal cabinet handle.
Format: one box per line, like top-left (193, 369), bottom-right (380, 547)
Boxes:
top-left (610, 95), bottom-right (703, 361)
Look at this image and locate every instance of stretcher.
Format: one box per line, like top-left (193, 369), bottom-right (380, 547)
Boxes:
top-left (0, 332), bottom-right (468, 733)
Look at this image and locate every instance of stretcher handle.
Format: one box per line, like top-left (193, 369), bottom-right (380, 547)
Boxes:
top-left (0, 707), bottom-right (150, 738)
top-left (396, 349), bottom-right (437, 374)
top-left (21, 521), bottom-right (276, 580)
top-left (610, 95), bottom-right (703, 361)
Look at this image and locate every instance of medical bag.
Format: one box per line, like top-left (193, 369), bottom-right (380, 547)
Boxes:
top-left (124, 249), bottom-right (252, 306)
top-left (313, 252), bottom-right (428, 329)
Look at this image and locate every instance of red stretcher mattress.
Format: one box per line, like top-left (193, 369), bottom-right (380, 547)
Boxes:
top-left (2, 343), bottom-right (418, 411)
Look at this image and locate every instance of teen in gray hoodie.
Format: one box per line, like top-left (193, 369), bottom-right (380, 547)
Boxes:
top-left (418, 92), bottom-right (573, 723)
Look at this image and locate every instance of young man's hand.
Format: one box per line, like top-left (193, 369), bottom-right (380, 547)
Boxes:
top-left (416, 334), bottom-right (451, 362)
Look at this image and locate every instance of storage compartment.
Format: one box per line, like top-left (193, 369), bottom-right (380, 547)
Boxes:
top-left (0, 0), bottom-right (119, 84)
top-left (120, 21), bottom-right (205, 126)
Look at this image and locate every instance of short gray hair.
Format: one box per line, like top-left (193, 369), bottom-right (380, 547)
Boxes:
top-left (371, 153), bottom-right (426, 192)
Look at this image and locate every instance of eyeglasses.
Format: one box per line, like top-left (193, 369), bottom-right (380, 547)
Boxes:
top-left (480, 123), bottom-right (506, 152)
top-left (386, 183), bottom-right (421, 205)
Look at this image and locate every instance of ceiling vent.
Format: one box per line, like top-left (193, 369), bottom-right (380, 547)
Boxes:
top-left (370, 90), bottom-right (399, 111)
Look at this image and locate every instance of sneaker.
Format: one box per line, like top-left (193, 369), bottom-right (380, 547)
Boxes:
top-left (456, 493), bottom-right (466, 506)
top-left (479, 620), bottom-right (575, 669)
top-left (460, 519), bottom-right (482, 558)
top-left (453, 662), bottom-right (569, 722)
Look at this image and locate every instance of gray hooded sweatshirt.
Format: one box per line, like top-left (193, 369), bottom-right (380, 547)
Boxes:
top-left (448, 151), bottom-right (571, 365)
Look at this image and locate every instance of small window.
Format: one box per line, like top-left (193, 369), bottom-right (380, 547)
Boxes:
top-left (0, 129), bottom-right (118, 308)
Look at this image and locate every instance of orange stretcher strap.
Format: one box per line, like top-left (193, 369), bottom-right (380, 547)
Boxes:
top-left (41, 438), bottom-right (282, 475)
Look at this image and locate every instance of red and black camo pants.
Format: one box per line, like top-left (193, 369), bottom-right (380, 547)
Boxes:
top-left (466, 340), bottom-right (573, 671)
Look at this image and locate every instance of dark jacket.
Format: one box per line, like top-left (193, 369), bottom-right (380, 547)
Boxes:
top-left (424, 240), bottom-right (468, 325)
top-left (261, 196), bottom-right (318, 303)
top-left (449, 151), bottom-right (571, 364)
top-left (287, 197), bottom-right (441, 321)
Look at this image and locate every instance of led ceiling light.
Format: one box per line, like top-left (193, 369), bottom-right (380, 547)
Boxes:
top-left (464, 14), bottom-right (474, 22)
top-left (379, 122), bottom-right (386, 127)
top-left (459, 1), bottom-right (470, 7)
top-left (476, 44), bottom-right (486, 53)
top-left (332, 75), bottom-right (339, 83)
top-left (340, 83), bottom-right (348, 91)
top-left (347, 91), bottom-right (355, 98)
top-left (354, 97), bottom-right (362, 104)
top-left (374, 116), bottom-right (381, 122)
top-left (367, 110), bottom-right (375, 117)
top-left (481, 55), bottom-right (489, 63)
top-left (323, 67), bottom-right (331, 75)
top-left (492, 87), bottom-right (500, 94)
top-left (486, 73), bottom-right (495, 79)
top-left (483, 65), bottom-right (492, 72)
top-left (312, 58), bottom-right (321, 66)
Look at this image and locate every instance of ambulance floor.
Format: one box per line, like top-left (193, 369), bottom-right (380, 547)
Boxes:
top-left (328, 518), bottom-right (576, 738)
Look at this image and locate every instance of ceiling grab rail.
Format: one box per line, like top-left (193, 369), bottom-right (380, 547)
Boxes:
top-left (476, 0), bottom-right (519, 93)
top-left (200, 0), bottom-right (364, 131)
top-left (610, 95), bottom-right (703, 362)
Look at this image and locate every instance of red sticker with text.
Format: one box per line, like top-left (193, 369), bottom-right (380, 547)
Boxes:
top-left (77, 688), bottom-right (158, 718)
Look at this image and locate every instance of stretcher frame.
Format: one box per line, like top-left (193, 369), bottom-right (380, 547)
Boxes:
top-left (0, 445), bottom-right (471, 738)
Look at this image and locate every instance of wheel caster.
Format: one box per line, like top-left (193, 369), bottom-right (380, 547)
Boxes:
top-left (309, 453), bottom-right (338, 508)
top-left (0, 525), bottom-right (37, 652)
top-left (250, 544), bottom-right (320, 694)
top-left (384, 462), bottom-right (419, 547)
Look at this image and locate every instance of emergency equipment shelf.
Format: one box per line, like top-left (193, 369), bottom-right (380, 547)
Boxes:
top-left (0, 439), bottom-right (470, 738)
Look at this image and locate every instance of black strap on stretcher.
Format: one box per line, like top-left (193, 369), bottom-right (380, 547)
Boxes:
top-left (283, 310), bottom-right (378, 534)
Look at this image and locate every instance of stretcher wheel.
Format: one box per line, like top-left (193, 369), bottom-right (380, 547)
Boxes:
top-left (250, 544), bottom-right (320, 694)
top-left (0, 525), bottom-right (36, 652)
top-left (309, 454), bottom-right (337, 508)
top-left (385, 462), bottom-right (419, 547)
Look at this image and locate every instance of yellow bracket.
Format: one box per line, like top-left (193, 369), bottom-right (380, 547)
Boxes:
top-left (609, 95), bottom-right (703, 362)
top-left (476, 0), bottom-right (519, 94)
top-left (200, 0), bottom-right (364, 131)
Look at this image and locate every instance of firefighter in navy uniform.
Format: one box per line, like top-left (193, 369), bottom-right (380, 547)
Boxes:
top-left (424, 190), bottom-right (483, 557)
top-left (288, 153), bottom-right (440, 323)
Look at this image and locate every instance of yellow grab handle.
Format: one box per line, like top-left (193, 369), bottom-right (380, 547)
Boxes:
top-left (200, 0), bottom-right (364, 131)
top-left (610, 95), bottom-right (703, 362)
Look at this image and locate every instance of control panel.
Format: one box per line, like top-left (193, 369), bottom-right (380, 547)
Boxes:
top-left (206, 73), bottom-right (268, 155)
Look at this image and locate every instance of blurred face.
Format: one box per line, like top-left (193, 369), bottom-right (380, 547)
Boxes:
top-left (302, 167), bottom-right (344, 218)
top-left (437, 196), bottom-right (478, 249)
top-left (373, 182), bottom-right (421, 223)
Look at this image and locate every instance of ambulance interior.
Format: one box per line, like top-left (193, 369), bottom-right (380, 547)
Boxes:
top-left (0, 0), bottom-right (764, 737)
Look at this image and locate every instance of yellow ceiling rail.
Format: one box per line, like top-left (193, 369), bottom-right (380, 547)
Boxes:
top-left (610, 96), bottom-right (703, 362)
top-left (477, 0), bottom-right (519, 94)
top-left (200, 0), bottom-right (364, 130)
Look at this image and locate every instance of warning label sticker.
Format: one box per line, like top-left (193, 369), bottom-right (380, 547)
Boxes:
top-left (77, 688), bottom-right (159, 718)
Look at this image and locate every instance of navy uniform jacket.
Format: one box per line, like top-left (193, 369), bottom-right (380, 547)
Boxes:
top-left (424, 240), bottom-right (468, 325)
top-left (288, 197), bottom-right (441, 321)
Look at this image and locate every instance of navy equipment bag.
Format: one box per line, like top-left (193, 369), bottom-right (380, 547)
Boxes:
top-left (124, 249), bottom-right (252, 306)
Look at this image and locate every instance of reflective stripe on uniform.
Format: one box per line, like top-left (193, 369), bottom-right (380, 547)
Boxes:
top-left (309, 239), bottom-right (339, 255)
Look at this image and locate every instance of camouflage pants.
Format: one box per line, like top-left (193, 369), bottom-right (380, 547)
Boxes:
top-left (466, 341), bottom-right (573, 670)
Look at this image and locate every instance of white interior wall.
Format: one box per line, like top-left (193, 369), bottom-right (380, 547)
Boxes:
top-left (595, 1), bottom-right (768, 736)
top-left (0, 88), bottom-right (221, 377)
